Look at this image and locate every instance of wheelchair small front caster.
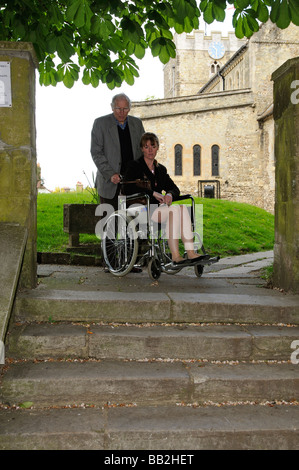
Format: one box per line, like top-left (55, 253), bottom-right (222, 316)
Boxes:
top-left (148, 258), bottom-right (161, 281)
top-left (194, 264), bottom-right (204, 278)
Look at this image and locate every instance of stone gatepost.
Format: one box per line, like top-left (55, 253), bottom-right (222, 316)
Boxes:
top-left (0, 42), bottom-right (38, 288)
top-left (272, 57), bottom-right (299, 293)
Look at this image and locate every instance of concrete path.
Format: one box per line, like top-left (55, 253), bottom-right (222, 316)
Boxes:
top-left (37, 250), bottom-right (275, 292)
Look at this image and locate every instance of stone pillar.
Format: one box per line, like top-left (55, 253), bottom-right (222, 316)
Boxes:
top-left (272, 57), bottom-right (299, 293)
top-left (0, 42), bottom-right (38, 288)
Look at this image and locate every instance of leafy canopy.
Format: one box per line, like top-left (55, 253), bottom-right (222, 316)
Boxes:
top-left (0, 0), bottom-right (298, 89)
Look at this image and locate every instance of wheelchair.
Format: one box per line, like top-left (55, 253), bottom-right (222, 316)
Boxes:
top-left (101, 192), bottom-right (220, 280)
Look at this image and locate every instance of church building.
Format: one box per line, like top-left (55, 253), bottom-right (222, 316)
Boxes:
top-left (131, 20), bottom-right (299, 213)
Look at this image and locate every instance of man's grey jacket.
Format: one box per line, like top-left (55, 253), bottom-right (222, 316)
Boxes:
top-left (91, 113), bottom-right (145, 199)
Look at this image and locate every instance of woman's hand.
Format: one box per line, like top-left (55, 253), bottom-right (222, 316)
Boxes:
top-left (153, 191), bottom-right (165, 204)
top-left (164, 193), bottom-right (173, 206)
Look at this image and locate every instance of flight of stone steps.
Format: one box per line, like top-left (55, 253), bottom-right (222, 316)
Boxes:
top-left (1, 279), bottom-right (299, 450)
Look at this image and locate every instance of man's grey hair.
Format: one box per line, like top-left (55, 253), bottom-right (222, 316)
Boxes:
top-left (111, 93), bottom-right (131, 109)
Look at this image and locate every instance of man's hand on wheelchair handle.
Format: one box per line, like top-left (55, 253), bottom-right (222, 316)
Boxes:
top-left (111, 173), bottom-right (121, 184)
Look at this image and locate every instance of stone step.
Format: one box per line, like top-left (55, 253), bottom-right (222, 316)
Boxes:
top-left (1, 360), bottom-right (298, 408)
top-left (6, 322), bottom-right (299, 362)
top-left (0, 404), bottom-right (298, 450)
top-left (13, 289), bottom-right (299, 324)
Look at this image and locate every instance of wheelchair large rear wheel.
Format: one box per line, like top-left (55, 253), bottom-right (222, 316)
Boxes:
top-left (102, 211), bottom-right (139, 276)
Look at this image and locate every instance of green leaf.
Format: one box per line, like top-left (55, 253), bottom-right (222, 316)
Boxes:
top-left (236, 0), bottom-right (251, 9)
top-left (151, 37), bottom-right (176, 64)
top-left (104, 69), bottom-right (123, 90)
top-left (257, 3), bottom-right (269, 22)
top-left (124, 67), bottom-right (135, 86)
top-left (242, 16), bottom-right (255, 36)
top-left (270, 0), bottom-right (281, 22)
top-left (212, 2), bottom-right (226, 22)
top-left (91, 15), bottom-right (114, 40)
top-left (82, 68), bottom-right (91, 85)
top-left (19, 401), bottom-right (33, 409)
top-left (90, 69), bottom-right (101, 88)
top-left (134, 42), bottom-right (146, 60)
top-left (246, 14), bottom-right (260, 32)
top-left (289, 0), bottom-right (299, 26)
top-left (276, 0), bottom-right (291, 28)
top-left (121, 17), bottom-right (144, 44)
top-left (66, 0), bottom-right (93, 29)
top-left (56, 35), bottom-right (75, 62)
top-left (63, 69), bottom-right (75, 88)
top-left (235, 17), bottom-right (245, 38)
top-left (203, 3), bottom-right (214, 23)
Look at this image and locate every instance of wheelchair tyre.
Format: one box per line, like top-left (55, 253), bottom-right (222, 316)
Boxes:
top-left (102, 211), bottom-right (139, 276)
top-left (194, 264), bottom-right (204, 278)
top-left (148, 258), bottom-right (161, 281)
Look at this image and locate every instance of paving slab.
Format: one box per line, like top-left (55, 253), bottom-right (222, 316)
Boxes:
top-left (1, 360), bottom-right (299, 408)
top-left (7, 322), bottom-right (299, 361)
top-left (0, 404), bottom-right (298, 450)
top-left (12, 250), bottom-right (298, 325)
top-left (106, 404), bottom-right (299, 450)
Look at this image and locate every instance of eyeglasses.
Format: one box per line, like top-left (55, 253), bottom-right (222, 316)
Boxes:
top-left (114, 107), bottom-right (129, 112)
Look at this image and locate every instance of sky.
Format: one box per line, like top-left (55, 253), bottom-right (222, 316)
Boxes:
top-left (36, 11), bottom-right (235, 191)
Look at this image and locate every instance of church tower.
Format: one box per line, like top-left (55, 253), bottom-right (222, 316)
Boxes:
top-left (164, 30), bottom-right (247, 98)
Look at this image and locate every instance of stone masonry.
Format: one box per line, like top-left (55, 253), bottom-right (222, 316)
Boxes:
top-left (0, 42), bottom-right (38, 288)
top-left (131, 21), bottom-right (299, 214)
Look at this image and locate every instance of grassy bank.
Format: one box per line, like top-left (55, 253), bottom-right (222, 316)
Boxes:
top-left (37, 192), bottom-right (274, 257)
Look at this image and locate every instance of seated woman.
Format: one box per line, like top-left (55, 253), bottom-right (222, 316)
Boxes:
top-left (123, 132), bottom-right (203, 265)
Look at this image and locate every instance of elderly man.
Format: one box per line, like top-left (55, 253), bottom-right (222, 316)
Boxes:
top-left (91, 93), bottom-right (145, 210)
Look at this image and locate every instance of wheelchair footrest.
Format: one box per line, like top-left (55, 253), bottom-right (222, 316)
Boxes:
top-left (172, 254), bottom-right (219, 267)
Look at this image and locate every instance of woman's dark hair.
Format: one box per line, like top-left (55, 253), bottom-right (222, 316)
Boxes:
top-left (140, 132), bottom-right (159, 148)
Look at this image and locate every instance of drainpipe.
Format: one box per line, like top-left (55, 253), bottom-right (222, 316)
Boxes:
top-left (218, 70), bottom-right (225, 91)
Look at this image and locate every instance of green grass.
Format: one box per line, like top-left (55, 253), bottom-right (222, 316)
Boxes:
top-left (37, 192), bottom-right (274, 257)
top-left (193, 198), bottom-right (274, 256)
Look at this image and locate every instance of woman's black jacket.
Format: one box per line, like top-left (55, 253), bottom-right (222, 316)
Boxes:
top-left (122, 156), bottom-right (180, 204)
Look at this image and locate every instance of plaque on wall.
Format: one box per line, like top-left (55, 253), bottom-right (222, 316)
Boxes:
top-left (0, 62), bottom-right (12, 107)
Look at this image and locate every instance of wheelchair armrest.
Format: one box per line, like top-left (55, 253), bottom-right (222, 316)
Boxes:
top-left (123, 193), bottom-right (150, 202)
top-left (173, 194), bottom-right (193, 202)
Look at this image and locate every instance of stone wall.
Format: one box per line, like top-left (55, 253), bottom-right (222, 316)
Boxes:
top-left (131, 89), bottom-right (268, 205)
top-left (249, 22), bottom-right (299, 116)
top-left (272, 57), bottom-right (299, 293)
top-left (0, 42), bottom-right (38, 288)
top-left (164, 31), bottom-right (246, 98)
top-left (132, 21), bottom-right (299, 214)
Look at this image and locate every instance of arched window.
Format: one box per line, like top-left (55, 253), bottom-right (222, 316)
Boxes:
top-left (210, 62), bottom-right (220, 75)
top-left (211, 145), bottom-right (219, 176)
top-left (174, 144), bottom-right (182, 176)
top-left (193, 145), bottom-right (201, 176)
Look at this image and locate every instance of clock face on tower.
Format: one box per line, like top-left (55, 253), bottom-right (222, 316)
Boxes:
top-left (208, 41), bottom-right (225, 59)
